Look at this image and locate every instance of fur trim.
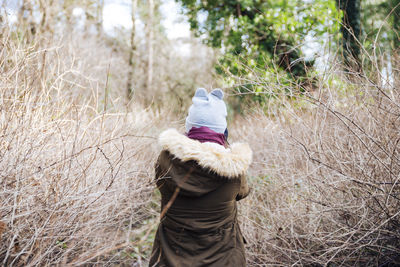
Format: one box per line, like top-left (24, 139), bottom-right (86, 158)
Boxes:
top-left (159, 129), bottom-right (252, 178)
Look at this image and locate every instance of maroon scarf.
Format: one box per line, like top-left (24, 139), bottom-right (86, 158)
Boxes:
top-left (187, 126), bottom-right (226, 146)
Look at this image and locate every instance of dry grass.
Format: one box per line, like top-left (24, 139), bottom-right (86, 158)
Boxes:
top-left (0, 29), bottom-right (174, 266)
top-left (235, 55), bottom-right (400, 265)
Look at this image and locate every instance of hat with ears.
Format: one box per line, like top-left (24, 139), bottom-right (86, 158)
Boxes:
top-left (185, 88), bottom-right (227, 134)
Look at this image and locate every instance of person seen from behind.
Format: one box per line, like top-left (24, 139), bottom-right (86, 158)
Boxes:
top-left (149, 88), bottom-right (252, 266)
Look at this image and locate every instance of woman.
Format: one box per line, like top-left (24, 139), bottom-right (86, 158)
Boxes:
top-left (149, 88), bottom-right (252, 267)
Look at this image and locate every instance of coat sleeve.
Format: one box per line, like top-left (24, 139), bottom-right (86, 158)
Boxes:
top-left (155, 152), bottom-right (163, 180)
top-left (155, 151), bottom-right (171, 187)
top-left (154, 151), bottom-right (176, 192)
top-left (236, 174), bottom-right (250, 201)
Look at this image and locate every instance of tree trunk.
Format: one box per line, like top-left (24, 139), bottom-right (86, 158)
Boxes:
top-left (19, 0), bottom-right (36, 41)
top-left (391, 0), bottom-right (400, 50)
top-left (39, 0), bottom-right (47, 30)
top-left (39, 0), bottom-right (56, 35)
top-left (96, 0), bottom-right (104, 36)
top-left (146, 0), bottom-right (154, 98)
top-left (337, 0), bottom-right (362, 70)
top-left (127, 0), bottom-right (138, 100)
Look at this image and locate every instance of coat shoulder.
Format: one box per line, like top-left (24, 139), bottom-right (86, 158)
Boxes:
top-left (158, 129), bottom-right (252, 178)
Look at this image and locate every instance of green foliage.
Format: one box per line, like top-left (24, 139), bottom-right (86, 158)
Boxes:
top-left (363, 0), bottom-right (400, 51)
top-left (56, 240), bottom-right (68, 249)
top-left (176, 0), bottom-right (340, 107)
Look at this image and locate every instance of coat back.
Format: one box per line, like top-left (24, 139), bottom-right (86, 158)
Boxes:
top-left (149, 129), bottom-right (252, 267)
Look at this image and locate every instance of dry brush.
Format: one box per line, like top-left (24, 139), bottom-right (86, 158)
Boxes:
top-left (0, 29), bottom-right (167, 266)
top-left (236, 55), bottom-right (400, 265)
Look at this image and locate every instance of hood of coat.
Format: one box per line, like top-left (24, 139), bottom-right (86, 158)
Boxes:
top-left (158, 128), bottom-right (252, 178)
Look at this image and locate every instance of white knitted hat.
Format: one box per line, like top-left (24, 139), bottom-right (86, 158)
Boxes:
top-left (185, 88), bottom-right (227, 134)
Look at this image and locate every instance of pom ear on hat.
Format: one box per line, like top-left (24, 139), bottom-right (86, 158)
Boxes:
top-left (210, 88), bottom-right (224, 100)
top-left (194, 88), bottom-right (208, 99)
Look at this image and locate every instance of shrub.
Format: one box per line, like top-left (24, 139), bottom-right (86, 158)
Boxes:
top-left (235, 54), bottom-right (400, 265)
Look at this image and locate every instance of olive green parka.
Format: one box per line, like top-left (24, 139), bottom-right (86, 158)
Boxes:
top-left (149, 129), bottom-right (252, 267)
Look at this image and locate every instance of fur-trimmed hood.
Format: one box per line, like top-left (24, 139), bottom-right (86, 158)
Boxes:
top-left (158, 129), bottom-right (252, 178)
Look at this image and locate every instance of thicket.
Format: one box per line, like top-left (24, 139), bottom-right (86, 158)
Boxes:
top-left (0, 26), bottom-right (167, 265)
top-left (236, 53), bottom-right (400, 265)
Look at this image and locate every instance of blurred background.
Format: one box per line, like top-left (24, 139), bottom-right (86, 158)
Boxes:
top-left (1, 0), bottom-right (397, 114)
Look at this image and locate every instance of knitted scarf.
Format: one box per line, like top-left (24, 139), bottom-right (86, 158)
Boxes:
top-left (187, 126), bottom-right (226, 146)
